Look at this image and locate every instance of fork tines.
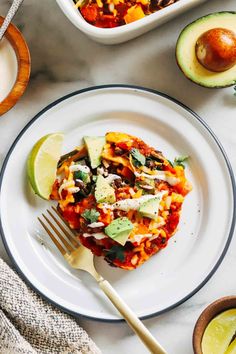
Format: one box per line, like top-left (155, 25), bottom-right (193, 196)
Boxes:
top-left (38, 206), bottom-right (80, 255)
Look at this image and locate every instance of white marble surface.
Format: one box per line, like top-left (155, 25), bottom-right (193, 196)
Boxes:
top-left (1, 0), bottom-right (236, 353)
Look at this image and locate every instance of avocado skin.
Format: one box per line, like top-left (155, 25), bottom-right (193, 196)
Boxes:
top-left (176, 11), bottom-right (236, 88)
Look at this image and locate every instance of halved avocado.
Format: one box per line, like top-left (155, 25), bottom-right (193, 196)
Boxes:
top-left (176, 12), bottom-right (236, 88)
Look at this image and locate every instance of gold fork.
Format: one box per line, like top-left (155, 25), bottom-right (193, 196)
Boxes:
top-left (38, 206), bottom-right (167, 354)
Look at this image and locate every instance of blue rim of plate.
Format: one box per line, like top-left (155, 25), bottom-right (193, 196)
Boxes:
top-left (0, 84), bottom-right (235, 323)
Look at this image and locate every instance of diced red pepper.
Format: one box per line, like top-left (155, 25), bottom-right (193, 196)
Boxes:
top-left (118, 166), bottom-right (134, 180)
top-left (81, 4), bottom-right (99, 23)
top-left (98, 209), bottom-right (112, 226)
top-left (61, 204), bottom-right (81, 229)
top-left (117, 142), bottom-right (131, 151)
top-left (95, 15), bottom-right (118, 28)
top-left (166, 212), bottom-right (180, 234)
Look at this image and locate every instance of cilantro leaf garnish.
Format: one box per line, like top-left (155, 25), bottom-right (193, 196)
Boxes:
top-left (74, 170), bottom-right (89, 183)
top-left (82, 209), bottom-right (100, 223)
top-left (104, 245), bottom-right (125, 262)
top-left (130, 148), bottom-right (146, 166)
top-left (173, 155), bottom-right (189, 169)
top-left (167, 159), bottom-right (174, 167)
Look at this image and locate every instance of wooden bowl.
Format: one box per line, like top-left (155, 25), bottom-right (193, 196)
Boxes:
top-left (193, 296), bottom-right (236, 354)
top-left (0, 16), bottom-right (31, 116)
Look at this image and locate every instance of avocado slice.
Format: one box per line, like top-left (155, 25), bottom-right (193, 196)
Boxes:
top-left (84, 136), bottom-right (105, 169)
top-left (95, 175), bottom-right (116, 204)
top-left (105, 217), bottom-right (134, 245)
top-left (176, 12), bottom-right (236, 88)
top-left (74, 169), bottom-right (90, 183)
top-left (139, 196), bottom-right (162, 220)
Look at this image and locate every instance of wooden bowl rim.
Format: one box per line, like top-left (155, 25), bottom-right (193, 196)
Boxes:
top-left (0, 16), bottom-right (31, 116)
top-left (193, 295), bottom-right (236, 354)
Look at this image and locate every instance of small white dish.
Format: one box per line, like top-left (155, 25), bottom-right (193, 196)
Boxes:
top-left (0, 85), bottom-right (235, 321)
top-left (56, 0), bottom-right (207, 44)
top-left (0, 16), bottom-right (30, 115)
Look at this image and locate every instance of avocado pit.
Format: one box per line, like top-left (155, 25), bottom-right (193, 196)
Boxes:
top-left (195, 28), bottom-right (236, 72)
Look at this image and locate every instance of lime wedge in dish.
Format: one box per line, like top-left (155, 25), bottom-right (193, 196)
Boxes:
top-left (27, 133), bottom-right (64, 200)
top-left (225, 338), bottom-right (236, 354)
top-left (202, 309), bottom-right (236, 354)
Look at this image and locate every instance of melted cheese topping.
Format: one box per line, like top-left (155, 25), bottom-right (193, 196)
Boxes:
top-left (58, 180), bottom-right (75, 198)
top-left (131, 233), bottom-right (152, 243)
top-left (67, 187), bottom-right (80, 194)
top-left (83, 231), bottom-right (161, 244)
top-left (134, 171), bottom-right (180, 186)
top-left (69, 164), bottom-right (90, 173)
top-left (83, 232), bottom-right (107, 240)
top-left (105, 174), bottom-right (121, 184)
top-left (104, 191), bottom-right (166, 212)
top-left (87, 222), bottom-right (105, 228)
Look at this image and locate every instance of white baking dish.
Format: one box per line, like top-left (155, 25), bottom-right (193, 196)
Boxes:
top-left (56, 0), bottom-right (207, 44)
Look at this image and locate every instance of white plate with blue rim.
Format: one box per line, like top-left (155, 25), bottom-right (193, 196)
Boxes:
top-left (0, 85), bottom-right (235, 321)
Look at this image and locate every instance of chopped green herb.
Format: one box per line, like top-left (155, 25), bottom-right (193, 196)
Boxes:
top-left (131, 157), bottom-right (140, 167)
top-left (130, 148), bottom-right (146, 166)
top-left (74, 170), bottom-right (90, 183)
top-left (167, 159), bottom-right (174, 167)
top-left (104, 245), bottom-right (125, 262)
top-left (82, 209), bottom-right (100, 223)
top-left (173, 155), bottom-right (189, 169)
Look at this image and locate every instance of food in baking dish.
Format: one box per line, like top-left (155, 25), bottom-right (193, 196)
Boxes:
top-left (74, 0), bottom-right (178, 28)
top-left (50, 132), bottom-right (192, 270)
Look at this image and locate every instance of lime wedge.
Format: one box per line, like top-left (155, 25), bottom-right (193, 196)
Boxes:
top-left (225, 338), bottom-right (236, 354)
top-left (27, 133), bottom-right (64, 199)
top-left (202, 309), bottom-right (236, 354)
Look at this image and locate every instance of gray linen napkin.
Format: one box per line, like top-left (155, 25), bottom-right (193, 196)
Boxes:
top-left (0, 258), bottom-right (101, 354)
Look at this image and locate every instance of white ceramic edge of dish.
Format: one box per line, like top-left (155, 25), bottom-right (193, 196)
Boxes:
top-left (56, 0), bottom-right (207, 44)
top-left (0, 85), bottom-right (235, 323)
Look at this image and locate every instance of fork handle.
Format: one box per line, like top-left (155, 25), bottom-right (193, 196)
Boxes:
top-left (98, 279), bottom-right (167, 354)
